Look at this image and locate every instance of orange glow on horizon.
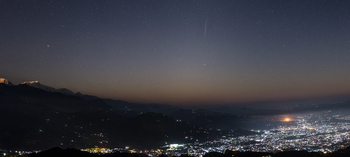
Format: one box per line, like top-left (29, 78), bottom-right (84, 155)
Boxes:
top-left (284, 118), bottom-right (291, 122)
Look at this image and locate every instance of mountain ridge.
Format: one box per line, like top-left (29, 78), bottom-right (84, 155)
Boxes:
top-left (0, 78), bottom-right (13, 86)
top-left (21, 80), bottom-right (77, 96)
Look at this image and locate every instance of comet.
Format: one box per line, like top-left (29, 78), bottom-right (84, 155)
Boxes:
top-left (204, 13), bottom-right (208, 34)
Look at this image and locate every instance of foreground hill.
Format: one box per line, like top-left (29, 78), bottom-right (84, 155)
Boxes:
top-left (0, 81), bottom-right (231, 150)
top-left (23, 145), bottom-right (350, 157)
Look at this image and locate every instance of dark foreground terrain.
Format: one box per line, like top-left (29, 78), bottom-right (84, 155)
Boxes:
top-left (0, 82), bottom-right (260, 150)
top-left (19, 146), bottom-right (350, 157)
top-left (3, 80), bottom-right (350, 152)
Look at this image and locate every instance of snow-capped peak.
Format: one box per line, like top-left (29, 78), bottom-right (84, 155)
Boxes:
top-left (20, 80), bottom-right (76, 96)
top-left (21, 80), bottom-right (40, 84)
top-left (21, 80), bottom-right (58, 92)
top-left (0, 78), bottom-right (14, 86)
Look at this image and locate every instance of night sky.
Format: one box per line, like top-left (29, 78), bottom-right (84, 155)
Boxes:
top-left (1, 0), bottom-right (350, 106)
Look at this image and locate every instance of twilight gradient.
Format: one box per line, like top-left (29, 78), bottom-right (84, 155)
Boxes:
top-left (1, 0), bottom-right (350, 106)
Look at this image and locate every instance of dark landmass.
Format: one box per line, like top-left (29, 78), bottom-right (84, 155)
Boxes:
top-left (0, 83), bottom-right (233, 150)
top-left (22, 145), bottom-right (350, 157)
top-left (2, 81), bottom-right (350, 151)
top-left (170, 109), bottom-right (271, 130)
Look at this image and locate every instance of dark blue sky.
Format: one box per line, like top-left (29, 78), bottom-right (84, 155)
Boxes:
top-left (1, 0), bottom-right (350, 106)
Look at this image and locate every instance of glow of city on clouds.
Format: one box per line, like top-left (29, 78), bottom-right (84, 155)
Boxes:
top-left (284, 118), bottom-right (290, 122)
top-left (1, 0), bottom-right (350, 106)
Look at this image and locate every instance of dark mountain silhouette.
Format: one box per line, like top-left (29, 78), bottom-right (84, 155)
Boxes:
top-left (2, 78), bottom-right (350, 151)
top-left (169, 109), bottom-right (265, 130)
top-left (103, 99), bottom-right (180, 115)
top-left (0, 80), bottom-right (231, 150)
top-left (0, 83), bottom-right (112, 113)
